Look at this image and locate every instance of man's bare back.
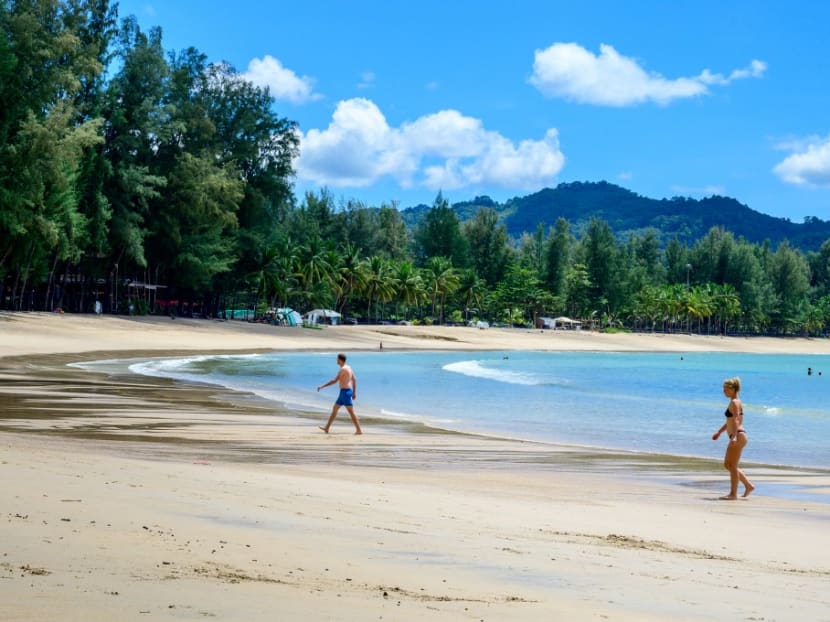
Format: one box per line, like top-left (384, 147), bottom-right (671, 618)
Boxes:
top-left (336, 364), bottom-right (355, 389)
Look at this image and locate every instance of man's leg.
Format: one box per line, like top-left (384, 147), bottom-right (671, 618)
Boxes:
top-left (319, 404), bottom-right (341, 432)
top-left (345, 405), bottom-right (363, 435)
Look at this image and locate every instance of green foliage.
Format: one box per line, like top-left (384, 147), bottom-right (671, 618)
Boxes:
top-left (413, 193), bottom-right (470, 268)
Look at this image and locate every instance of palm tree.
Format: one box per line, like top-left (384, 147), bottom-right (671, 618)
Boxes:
top-left (685, 285), bottom-right (713, 333)
top-left (425, 256), bottom-right (459, 324)
top-left (711, 283), bottom-right (740, 334)
top-left (298, 238), bottom-right (333, 307)
top-left (249, 243), bottom-right (281, 315)
top-left (393, 260), bottom-right (425, 320)
top-left (334, 244), bottom-right (364, 315)
top-left (361, 256), bottom-right (395, 322)
top-left (250, 238), bottom-right (299, 311)
top-left (457, 269), bottom-right (485, 323)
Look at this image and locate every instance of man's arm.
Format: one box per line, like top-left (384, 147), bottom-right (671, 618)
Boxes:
top-left (317, 377), bottom-right (337, 391)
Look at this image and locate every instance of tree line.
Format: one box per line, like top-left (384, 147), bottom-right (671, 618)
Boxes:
top-left (2, 1), bottom-right (828, 336)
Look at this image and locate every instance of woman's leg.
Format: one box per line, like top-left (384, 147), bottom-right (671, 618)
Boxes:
top-left (721, 436), bottom-right (752, 499)
top-left (735, 434), bottom-right (754, 496)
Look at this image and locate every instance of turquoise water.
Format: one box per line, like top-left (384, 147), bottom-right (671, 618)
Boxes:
top-left (126, 351), bottom-right (830, 469)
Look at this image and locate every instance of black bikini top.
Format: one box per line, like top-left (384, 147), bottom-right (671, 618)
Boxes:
top-left (725, 405), bottom-right (743, 418)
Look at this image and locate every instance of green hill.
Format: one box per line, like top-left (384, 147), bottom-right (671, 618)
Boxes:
top-left (401, 181), bottom-right (830, 251)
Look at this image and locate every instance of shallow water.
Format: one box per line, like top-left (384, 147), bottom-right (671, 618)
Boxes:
top-left (115, 350), bottom-right (830, 470)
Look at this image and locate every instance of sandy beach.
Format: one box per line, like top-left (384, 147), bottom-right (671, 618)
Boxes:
top-left (2, 312), bottom-right (829, 621)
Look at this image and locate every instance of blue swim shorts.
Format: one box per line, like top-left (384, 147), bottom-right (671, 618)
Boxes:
top-left (335, 388), bottom-right (353, 406)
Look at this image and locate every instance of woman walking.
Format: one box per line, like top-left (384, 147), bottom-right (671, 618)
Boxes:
top-left (712, 377), bottom-right (754, 500)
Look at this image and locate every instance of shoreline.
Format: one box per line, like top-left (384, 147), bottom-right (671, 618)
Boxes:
top-left (10, 348), bottom-right (829, 477)
top-left (3, 312), bottom-right (830, 620)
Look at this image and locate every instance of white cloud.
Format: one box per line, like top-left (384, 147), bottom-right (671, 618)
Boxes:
top-left (295, 98), bottom-right (565, 191)
top-left (529, 43), bottom-right (766, 106)
top-left (773, 135), bottom-right (830, 186)
top-left (242, 55), bottom-right (321, 104)
top-left (617, 171), bottom-right (633, 181)
top-left (697, 59), bottom-right (767, 85)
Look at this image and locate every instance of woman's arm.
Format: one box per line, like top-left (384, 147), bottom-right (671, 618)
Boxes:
top-left (712, 422), bottom-right (727, 440)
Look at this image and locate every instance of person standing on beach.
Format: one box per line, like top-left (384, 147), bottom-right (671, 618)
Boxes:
top-left (317, 353), bottom-right (363, 434)
top-left (711, 376), bottom-right (754, 500)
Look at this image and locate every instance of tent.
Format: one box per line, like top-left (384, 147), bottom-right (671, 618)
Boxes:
top-left (276, 308), bottom-right (302, 326)
top-left (303, 308), bottom-right (342, 325)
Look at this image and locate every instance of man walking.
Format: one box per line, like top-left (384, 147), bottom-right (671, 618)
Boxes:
top-left (317, 353), bottom-right (363, 434)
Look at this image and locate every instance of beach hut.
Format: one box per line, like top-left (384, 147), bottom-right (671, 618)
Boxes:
top-left (303, 308), bottom-right (342, 325)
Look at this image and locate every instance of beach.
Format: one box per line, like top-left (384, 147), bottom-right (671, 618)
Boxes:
top-left (2, 312), bottom-right (829, 621)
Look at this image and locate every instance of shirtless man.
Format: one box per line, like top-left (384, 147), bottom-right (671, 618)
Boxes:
top-left (317, 353), bottom-right (363, 434)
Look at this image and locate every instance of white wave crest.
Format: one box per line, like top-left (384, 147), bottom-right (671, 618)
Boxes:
top-left (443, 360), bottom-right (544, 386)
top-left (128, 353), bottom-right (260, 377)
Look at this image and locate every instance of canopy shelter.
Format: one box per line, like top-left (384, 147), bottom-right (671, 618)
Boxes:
top-left (553, 316), bottom-right (581, 329)
top-left (303, 308), bottom-right (342, 325)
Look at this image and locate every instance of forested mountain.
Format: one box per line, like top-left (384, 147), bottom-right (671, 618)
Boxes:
top-left (402, 181), bottom-right (830, 251)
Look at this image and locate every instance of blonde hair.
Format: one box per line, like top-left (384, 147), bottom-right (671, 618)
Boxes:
top-left (723, 376), bottom-right (741, 392)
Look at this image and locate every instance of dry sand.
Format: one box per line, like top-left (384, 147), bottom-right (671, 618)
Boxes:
top-left (1, 312), bottom-right (829, 621)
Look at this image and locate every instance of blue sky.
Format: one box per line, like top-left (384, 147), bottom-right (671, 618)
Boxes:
top-left (116, 0), bottom-right (830, 221)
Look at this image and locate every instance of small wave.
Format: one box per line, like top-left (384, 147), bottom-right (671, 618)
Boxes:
top-left (379, 408), bottom-right (455, 424)
top-left (128, 353), bottom-right (261, 377)
top-left (443, 360), bottom-right (551, 386)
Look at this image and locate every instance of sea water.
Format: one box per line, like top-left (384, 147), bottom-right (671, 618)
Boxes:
top-left (122, 350), bottom-right (830, 470)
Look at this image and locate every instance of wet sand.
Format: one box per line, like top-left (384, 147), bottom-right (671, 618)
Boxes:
top-left (2, 312), bottom-right (830, 621)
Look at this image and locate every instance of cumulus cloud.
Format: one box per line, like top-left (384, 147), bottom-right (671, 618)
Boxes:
top-left (295, 98), bottom-right (565, 191)
top-left (242, 55), bottom-right (321, 104)
top-left (773, 135), bottom-right (830, 186)
top-left (529, 43), bottom-right (766, 106)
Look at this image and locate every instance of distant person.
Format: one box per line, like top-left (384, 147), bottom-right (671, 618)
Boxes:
top-left (711, 376), bottom-right (754, 500)
top-left (94, 300), bottom-right (102, 316)
top-left (317, 353), bottom-right (363, 434)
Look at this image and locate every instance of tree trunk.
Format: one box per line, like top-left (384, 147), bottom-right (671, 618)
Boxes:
top-left (45, 253), bottom-right (60, 311)
top-left (11, 270), bottom-right (21, 311)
